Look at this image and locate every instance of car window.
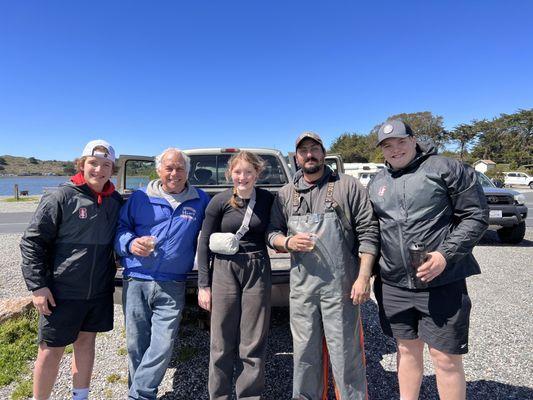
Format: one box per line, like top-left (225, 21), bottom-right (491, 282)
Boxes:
top-left (124, 160), bottom-right (156, 193)
top-left (188, 153), bottom-right (289, 185)
top-left (325, 158), bottom-right (338, 172)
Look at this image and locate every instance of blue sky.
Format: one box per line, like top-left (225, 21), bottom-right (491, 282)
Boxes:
top-left (1, 0), bottom-right (532, 161)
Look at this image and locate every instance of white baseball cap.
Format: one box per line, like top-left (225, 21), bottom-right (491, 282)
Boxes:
top-left (81, 139), bottom-right (116, 163)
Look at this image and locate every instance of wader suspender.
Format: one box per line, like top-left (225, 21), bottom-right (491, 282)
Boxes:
top-left (290, 172), bottom-right (352, 232)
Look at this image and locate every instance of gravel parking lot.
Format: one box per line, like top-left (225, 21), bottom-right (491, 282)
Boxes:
top-left (1, 228), bottom-right (532, 399)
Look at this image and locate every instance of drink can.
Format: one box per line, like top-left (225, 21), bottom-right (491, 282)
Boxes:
top-left (408, 242), bottom-right (428, 289)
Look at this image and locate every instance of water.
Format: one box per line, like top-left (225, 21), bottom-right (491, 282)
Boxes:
top-left (0, 176), bottom-right (152, 196)
top-left (0, 176), bottom-right (71, 196)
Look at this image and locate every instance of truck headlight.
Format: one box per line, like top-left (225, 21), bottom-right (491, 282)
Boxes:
top-left (514, 194), bottom-right (526, 205)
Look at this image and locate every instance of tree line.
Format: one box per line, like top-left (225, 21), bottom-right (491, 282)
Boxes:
top-left (329, 109), bottom-right (533, 169)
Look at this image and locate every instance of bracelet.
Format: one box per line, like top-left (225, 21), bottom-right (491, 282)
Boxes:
top-left (284, 236), bottom-right (293, 253)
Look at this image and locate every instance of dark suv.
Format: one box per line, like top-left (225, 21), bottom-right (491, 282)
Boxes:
top-left (476, 171), bottom-right (528, 244)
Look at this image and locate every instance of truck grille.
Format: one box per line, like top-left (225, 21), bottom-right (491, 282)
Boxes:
top-left (485, 195), bottom-right (513, 205)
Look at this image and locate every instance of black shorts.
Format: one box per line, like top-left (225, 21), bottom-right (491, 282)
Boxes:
top-left (374, 279), bottom-right (471, 354)
top-left (38, 295), bottom-right (114, 347)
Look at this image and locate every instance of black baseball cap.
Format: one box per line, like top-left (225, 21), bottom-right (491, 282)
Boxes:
top-left (377, 119), bottom-right (414, 146)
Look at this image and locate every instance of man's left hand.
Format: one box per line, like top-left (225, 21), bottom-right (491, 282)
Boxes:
top-left (351, 276), bottom-right (371, 305)
top-left (416, 251), bottom-right (447, 283)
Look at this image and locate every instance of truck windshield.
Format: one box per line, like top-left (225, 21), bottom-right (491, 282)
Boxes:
top-left (188, 154), bottom-right (288, 186)
top-left (476, 171), bottom-right (496, 188)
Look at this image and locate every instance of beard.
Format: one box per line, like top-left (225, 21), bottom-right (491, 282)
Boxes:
top-left (301, 157), bottom-right (322, 174)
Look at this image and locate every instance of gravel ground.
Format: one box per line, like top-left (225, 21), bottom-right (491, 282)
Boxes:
top-left (1, 228), bottom-right (532, 399)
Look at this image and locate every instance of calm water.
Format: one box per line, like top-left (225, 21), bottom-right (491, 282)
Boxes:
top-left (0, 176), bottom-right (71, 196)
top-left (0, 176), bottom-right (153, 196)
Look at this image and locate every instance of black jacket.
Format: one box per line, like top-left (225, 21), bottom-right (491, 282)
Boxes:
top-left (368, 143), bottom-right (489, 289)
top-left (20, 182), bottom-right (123, 299)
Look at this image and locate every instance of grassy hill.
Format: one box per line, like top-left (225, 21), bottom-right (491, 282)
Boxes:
top-left (0, 155), bottom-right (74, 176)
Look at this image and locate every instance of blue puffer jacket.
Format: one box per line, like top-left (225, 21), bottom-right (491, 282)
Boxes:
top-left (115, 185), bottom-right (209, 281)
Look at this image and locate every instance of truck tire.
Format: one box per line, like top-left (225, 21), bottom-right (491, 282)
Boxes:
top-left (497, 221), bottom-right (526, 244)
top-left (529, 181), bottom-right (533, 189)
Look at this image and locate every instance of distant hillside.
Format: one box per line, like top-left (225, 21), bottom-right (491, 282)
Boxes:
top-left (0, 155), bottom-right (75, 176)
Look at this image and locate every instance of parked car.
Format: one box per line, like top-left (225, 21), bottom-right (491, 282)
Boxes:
top-left (504, 171), bottom-right (533, 189)
top-left (115, 148), bottom-right (293, 307)
top-left (477, 171), bottom-right (528, 244)
top-left (343, 163), bottom-right (384, 188)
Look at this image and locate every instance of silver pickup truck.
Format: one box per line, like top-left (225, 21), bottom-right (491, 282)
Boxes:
top-left (114, 148), bottom-right (293, 306)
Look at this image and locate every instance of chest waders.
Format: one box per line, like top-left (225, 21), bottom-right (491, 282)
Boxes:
top-left (288, 178), bottom-right (367, 400)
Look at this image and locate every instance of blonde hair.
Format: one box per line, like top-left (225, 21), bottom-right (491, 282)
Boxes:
top-left (75, 145), bottom-right (115, 173)
top-left (226, 151), bottom-right (265, 208)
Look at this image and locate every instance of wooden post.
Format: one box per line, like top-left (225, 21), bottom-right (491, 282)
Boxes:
top-left (14, 184), bottom-right (19, 201)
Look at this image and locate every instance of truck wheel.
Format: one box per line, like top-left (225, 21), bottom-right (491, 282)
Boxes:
top-left (529, 182), bottom-right (533, 189)
top-left (497, 221), bottom-right (526, 244)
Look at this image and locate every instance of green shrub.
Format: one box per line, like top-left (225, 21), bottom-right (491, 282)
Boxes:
top-left (0, 310), bottom-right (39, 387)
top-left (11, 378), bottom-right (32, 400)
top-left (485, 166), bottom-right (506, 183)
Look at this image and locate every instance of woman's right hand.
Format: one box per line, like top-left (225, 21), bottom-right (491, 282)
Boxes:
top-left (198, 287), bottom-right (212, 312)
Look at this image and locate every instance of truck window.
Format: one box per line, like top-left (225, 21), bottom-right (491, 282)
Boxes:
top-left (325, 158), bottom-right (338, 173)
top-left (124, 160), bottom-right (156, 193)
top-left (188, 154), bottom-right (289, 186)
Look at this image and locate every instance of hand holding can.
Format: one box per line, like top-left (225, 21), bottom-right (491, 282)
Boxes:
top-left (408, 242), bottom-right (428, 288)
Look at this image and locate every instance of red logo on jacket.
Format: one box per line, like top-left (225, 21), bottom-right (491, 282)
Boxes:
top-left (378, 186), bottom-right (387, 197)
top-left (79, 207), bottom-right (88, 219)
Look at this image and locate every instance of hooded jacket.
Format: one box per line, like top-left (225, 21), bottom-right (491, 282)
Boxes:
top-left (20, 177), bottom-right (123, 299)
top-left (114, 180), bottom-right (209, 281)
top-left (368, 143), bottom-right (489, 289)
top-left (267, 166), bottom-right (379, 257)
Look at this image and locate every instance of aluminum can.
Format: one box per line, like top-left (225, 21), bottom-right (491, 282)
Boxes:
top-left (408, 242), bottom-right (428, 289)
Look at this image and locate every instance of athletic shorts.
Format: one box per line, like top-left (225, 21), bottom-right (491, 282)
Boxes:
top-left (38, 295), bottom-right (114, 347)
top-left (374, 279), bottom-right (471, 354)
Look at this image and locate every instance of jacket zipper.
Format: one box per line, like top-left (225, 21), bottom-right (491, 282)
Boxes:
top-left (87, 207), bottom-right (99, 299)
top-left (87, 243), bottom-right (98, 299)
top-left (395, 178), bottom-right (414, 289)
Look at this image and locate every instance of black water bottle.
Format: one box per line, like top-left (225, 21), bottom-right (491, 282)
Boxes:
top-left (408, 242), bottom-right (428, 289)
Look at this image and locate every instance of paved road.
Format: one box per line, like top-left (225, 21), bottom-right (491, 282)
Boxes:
top-left (0, 212), bottom-right (32, 234)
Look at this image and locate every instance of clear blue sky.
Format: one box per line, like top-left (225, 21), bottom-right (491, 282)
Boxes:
top-left (1, 0), bottom-right (532, 161)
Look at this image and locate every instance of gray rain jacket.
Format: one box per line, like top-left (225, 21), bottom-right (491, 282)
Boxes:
top-left (368, 143), bottom-right (489, 289)
top-left (20, 182), bottom-right (123, 299)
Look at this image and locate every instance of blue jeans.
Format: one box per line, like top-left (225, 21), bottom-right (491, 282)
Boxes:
top-left (123, 277), bottom-right (186, 400)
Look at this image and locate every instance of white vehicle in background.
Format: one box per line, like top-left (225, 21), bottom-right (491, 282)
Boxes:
top-left (504, 171), bottom-right (533, 189)
top-left (343, 163), bottom-right (385, 187)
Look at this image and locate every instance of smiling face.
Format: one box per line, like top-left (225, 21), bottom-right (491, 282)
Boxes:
top-left (81, 156), bottom-right (113, 192)
top-left (380, 136), bottom-right (418, 170)
top-left (231, 160), bottom-right (258, 194)
top-left (158, 151), bottom-right (188, 194)
top-left (296, 138), bottom-right (325, 175)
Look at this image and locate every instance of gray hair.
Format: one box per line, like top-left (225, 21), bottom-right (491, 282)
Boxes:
top-left (155, 148), bottom-right (191, 175)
